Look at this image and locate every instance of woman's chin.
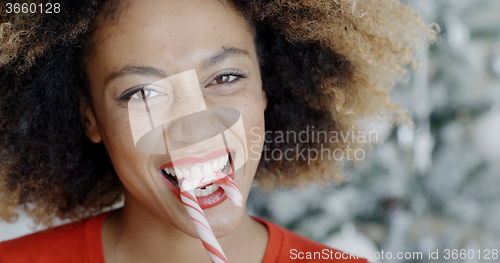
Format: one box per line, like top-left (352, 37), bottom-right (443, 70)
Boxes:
top-left (165, 198), bottom-right (245, 239)
top-left (204, 201), bottom-right (246, 237)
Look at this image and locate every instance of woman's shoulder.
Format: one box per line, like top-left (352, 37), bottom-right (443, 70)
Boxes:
top-left (0, 212), bottom-right (109, 263)
top-left (253, 217), bottom-right (370, 263)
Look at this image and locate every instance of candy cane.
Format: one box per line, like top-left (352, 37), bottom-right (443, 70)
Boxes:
top-left (180, 172), bottom-right (243, 263)
top-left (180, 188), bottom-right (228, 263)
top-left (212, 175), bottom-right (243, 206)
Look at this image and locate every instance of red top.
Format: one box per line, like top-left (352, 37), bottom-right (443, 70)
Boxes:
top-left (0, 212), bottom-right (369, 263)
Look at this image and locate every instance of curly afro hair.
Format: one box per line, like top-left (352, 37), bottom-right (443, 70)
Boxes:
top-left (0, 0), bottom-right (436, 226)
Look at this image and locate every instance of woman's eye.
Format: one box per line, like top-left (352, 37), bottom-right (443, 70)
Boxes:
top-left (209, 74), bottom-right (239, 85)
top-left (130, 89), bottom-right (161, 100)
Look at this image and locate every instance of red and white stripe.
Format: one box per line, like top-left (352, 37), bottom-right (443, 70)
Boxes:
top-left (212, 173), bottom-right (243, 206)
top-left (180, 172), bottom-right (243, 263)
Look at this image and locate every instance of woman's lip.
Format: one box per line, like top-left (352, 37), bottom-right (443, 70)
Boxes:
top-left (160, 148), bottom-right (233, 169)
top-left (160, 167), bottom-right (235, 209)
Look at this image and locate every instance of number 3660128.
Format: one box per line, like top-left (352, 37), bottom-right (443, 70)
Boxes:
top-left (4, 3), bottom-right (60, 14)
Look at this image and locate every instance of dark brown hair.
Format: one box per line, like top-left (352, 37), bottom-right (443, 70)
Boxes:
top-left (0, 0), bottom-right (436, 226)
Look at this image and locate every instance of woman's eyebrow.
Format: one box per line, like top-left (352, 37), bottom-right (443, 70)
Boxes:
top-left (201, 47), bottom-right (250, 69)
top-left (104, 47), bottom-right (250, 86)
top-left (104, 66), bottom-right (167, 87)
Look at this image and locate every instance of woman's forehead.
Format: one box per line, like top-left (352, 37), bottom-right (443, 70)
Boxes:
top-left (92, 0), bottom-right (251, 63)
top-left (87, 0), bottom-right (255, 85)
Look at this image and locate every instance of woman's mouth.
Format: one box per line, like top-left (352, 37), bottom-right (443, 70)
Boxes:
top-left (159, 150), bottom-right (234, 209)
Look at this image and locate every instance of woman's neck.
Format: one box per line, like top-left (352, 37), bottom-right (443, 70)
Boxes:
top-left (101, 196), bottom-right (268, 263)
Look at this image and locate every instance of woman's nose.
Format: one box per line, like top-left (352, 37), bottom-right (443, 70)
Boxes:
top-left (164, 109), bottom-right (217, 151)
top-left (129, 69), bottom-right (241, 154)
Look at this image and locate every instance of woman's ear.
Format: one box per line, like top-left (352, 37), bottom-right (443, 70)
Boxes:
top-left (84, 106), bottom-right (102, 143)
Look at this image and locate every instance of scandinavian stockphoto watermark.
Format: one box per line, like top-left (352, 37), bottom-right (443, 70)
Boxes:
top-left (290, 248), bottom-right (499, 261)
top-left (249, 126), bottom-right (379, 163)
top-left (290, 249), bottom-right (360, 260)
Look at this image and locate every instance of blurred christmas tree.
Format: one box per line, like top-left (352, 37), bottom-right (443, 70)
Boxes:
top-left (248, 0), bottom-right (500, 262)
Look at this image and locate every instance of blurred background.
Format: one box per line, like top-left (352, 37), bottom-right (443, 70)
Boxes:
top-left (1, 0), bottom-right (500, 262)
top-left (247, 0), bottom-right (500, 262)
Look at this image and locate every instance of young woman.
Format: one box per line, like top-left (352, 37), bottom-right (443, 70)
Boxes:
top-left (0, 0), bottom-right (435, 262)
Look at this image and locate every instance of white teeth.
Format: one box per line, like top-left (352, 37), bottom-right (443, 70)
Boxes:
top-left (190, 166), bottom-right (203, 179)
top-left (206, 185), bottom-right (213, 194)
top-left (174, 168), bottom-right (183, 179)
top-left (182, 168), bottom-right (190, 179)
top-left (219, 155), bottom-right (226, 168)
top-left (164, 153), bottom-right (231, 182)
top-left (212, 159), bottom-right (220, 171)
top-left (193, 184), bottom-right (220, 197)
top-left (202, 163), bottom-right (213, 177)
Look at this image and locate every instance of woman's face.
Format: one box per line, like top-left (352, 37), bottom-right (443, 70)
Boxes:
top-left (84, 0), bottom-right (266, 237)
